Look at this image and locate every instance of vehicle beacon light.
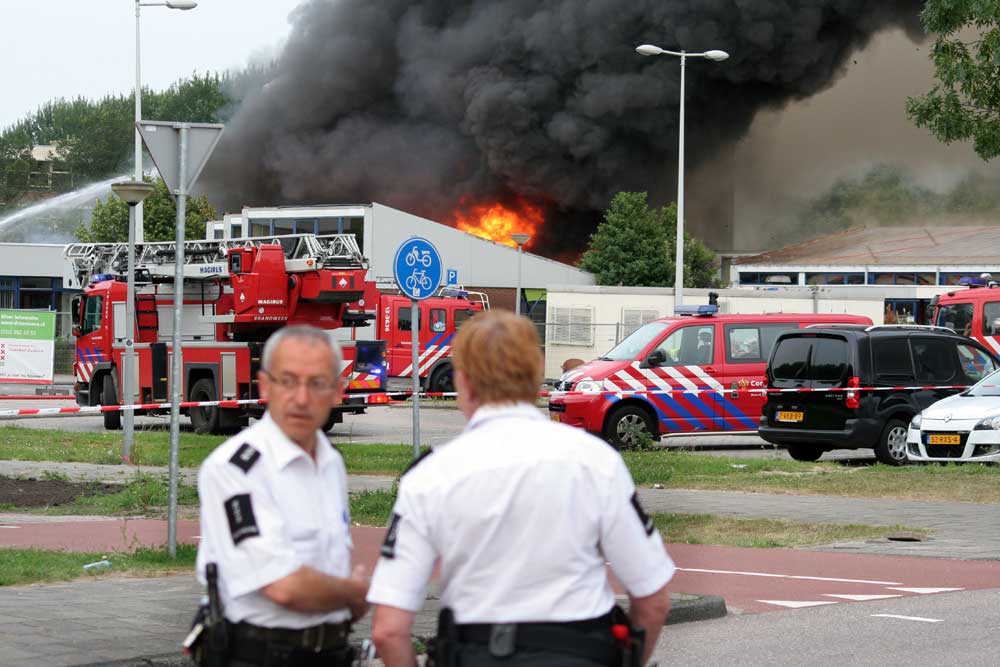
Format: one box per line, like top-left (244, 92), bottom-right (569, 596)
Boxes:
top-left (674, 304), bottom-right (718, 317)
top-left (846, 375), bottom-right (861, 409)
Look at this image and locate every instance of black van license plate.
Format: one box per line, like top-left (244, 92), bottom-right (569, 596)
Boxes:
top-left (776, 411), bottom-right (804, 422)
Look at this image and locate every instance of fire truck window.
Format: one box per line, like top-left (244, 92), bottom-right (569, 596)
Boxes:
top-left (983, 302), bottom-right (1000, 336)
top-left (956, 344), bottom-right (996, 383)
top-left (398, 307), bottom-right (420, 332)
top-left (80, 296), bottom-right (103, 336)
top-left (726, 327), bottom-right (762, 363)
top-left (455, 309), bottom-right (474, 330)
top-left (935, 303), bottom-right (974, 337)
top-left (430, 309), bottom-right (446, 333)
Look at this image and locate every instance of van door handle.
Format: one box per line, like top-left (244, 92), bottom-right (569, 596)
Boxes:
top-left (703, 367), bottom-right (717, 374)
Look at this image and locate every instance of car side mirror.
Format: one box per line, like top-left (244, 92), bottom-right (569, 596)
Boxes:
top-left (643, 349), bottom-right (667, 368)
top-left (72, 327), bottom-right (81, 338)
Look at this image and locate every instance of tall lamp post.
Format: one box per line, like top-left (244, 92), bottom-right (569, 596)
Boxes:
top-left (511, 233), bottom-right (531, 315)
top-left (110, 180), bottom-right (155, 463)
top-left (636, 44), bottom-right (728, 307)
top-left (133, 0), bottom-right (197, 243)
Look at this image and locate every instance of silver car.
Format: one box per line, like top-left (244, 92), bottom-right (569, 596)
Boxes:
top-left (907, 368), bottom-right (1000, 463)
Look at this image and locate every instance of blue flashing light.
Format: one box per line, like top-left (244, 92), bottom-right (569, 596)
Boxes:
top-left (90, 273), bottom-right (116, 284)
top-left (959, 276), bottom-right (988, 287)
top-left (440, 288), bottom-right (469, 299)
top-left (674, 304), bottom-right (719, 317)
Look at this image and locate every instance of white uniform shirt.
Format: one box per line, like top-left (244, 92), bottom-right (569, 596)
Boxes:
top-left (196, 414), bottom-right (353, 628)
top-left (367, 403), bottom-right (675, 623)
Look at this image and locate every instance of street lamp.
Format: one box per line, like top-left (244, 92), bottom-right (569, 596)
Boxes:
top-left (111, 179), bottom-right (155, 464)
top-left (133, 0), bottom-right (198, 243)
top-left (511, 233), bottom-right (531, 315)
top-left (636, 43), bottom-right (728, 307)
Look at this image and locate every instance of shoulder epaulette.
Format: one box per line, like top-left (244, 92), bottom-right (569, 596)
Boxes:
top-left (229, 443), bottom-right (261, 473)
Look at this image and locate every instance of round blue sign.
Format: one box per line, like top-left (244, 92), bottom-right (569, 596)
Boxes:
top-left (393, 237), bottom-right (443, 300)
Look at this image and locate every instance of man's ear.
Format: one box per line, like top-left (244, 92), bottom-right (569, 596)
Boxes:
top-left (330, 376), bottom-right (345, 407)
top-left (257, 370), bottom-right (270, 401)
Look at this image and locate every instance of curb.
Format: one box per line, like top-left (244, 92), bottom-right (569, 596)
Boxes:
top-left (667, 592), bottom-right (728, 624)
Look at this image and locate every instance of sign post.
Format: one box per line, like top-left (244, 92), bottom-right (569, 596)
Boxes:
top-left (393, 237), bottom-right (443, 459)
top-left (0, 310), bottom-right (55, 385)
top-left (138, 120), bottom-right (223, 557)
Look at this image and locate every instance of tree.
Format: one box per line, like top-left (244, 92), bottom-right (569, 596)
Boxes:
top-left (579, 191), bottom-right (719, 288)
top-left (906, 2), bottom-right (1000, 160)
top-left (76, 177), bottom-right (216, 243)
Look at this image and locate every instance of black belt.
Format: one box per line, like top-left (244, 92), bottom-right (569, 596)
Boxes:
top-left (231, 620), bottom-right (350, 653)
top-left (454, 613), bottom-right (617, 664)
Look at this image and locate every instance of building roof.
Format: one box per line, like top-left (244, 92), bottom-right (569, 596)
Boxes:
top-left (738, 225), bottom-right (1000, 266)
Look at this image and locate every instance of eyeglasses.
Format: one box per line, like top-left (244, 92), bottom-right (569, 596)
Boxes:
top-left (263, 371), bottom-right (338, 395)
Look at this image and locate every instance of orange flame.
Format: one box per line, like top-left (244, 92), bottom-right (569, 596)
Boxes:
top-left (452, 198), bottom-right (543, 247)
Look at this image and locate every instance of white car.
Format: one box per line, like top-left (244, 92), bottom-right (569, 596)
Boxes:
top-left (907, 368), bottom-right (1000, 463)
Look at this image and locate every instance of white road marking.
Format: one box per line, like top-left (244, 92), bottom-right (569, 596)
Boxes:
top-left (0, 526), bottom-right (20, 529)
top-left (886, 587), bottom-right (964, 594)
top-left (677, 567), bottom-right (902, 586)
top-left (823, 594), bottom-right (903, 601)
top-left (871, 614), bottom-right (943, 623)
top-left (759, 600), bottom-right (839, 609)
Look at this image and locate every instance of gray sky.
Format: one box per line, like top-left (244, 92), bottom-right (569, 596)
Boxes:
top-left (0, 0), bottom-right (305, 129)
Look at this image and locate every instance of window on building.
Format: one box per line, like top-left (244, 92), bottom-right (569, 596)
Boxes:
top-left (0, 278), bottom-right (15, 309)
top-left (938, 272), bottom-right (989, 286)
top-left (805, 273), bottom-right (864, 285)
top-left (738, 272), bottom-right (799, 285)
top-left (249, 221), bottom-right (271, 237)
top-left (20, 277), bottom-right (58, 310)
top-left (868, 272), bottom-right (935, 286)
top-left (549, 307), bottom-right (594, 346)
top-left (621, 308), bottom-right (659, 338)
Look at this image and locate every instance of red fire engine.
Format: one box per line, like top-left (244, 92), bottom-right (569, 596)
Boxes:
top-left (65, 234), bottom-right (387, 435)
top-left (931, 274), bottom-right (1000, 357)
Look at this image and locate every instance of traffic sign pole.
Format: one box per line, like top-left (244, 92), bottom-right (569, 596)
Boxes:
top-left (411, 300), bottom-right (420, 459)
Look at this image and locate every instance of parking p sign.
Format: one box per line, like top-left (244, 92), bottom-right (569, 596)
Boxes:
top-left (393, 237), bottom-right (442, 300)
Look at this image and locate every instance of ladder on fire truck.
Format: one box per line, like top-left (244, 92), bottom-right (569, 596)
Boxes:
top-left (64, 233), bottom-right (366, 287)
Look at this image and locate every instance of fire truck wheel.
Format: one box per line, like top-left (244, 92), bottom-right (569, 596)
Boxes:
top-left (322, 409), bottom-right (343, 433)
top-left (603, 404), bottom-right (656, 450)
top-left (102, 374), bottom-right (121, 431)
top-left (429, 365), bottom-right (454, 393)
top-left (189, 378), bottom-right (220, 435)
top-left (786, 444), bottom-right (823, 462)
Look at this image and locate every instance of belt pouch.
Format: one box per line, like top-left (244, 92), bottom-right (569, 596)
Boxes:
top-left (488, 624), bottom-right (517, 658)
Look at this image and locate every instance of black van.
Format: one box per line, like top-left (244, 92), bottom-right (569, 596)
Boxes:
top-left (758, 325), bottom-right (999, 465)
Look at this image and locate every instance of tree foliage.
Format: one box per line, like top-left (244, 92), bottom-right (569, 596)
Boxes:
top-left (907, 2), bottom-right (1000, 160)
top-left (76, 177), bottom-right (216, 243)
top-left (579, 191), bottom-right (718, 288)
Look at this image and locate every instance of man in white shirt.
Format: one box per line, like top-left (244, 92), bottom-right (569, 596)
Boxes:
top-left (368, 311), bottom-right (674, 666)
top-left (196, 325), bottom-right (369, 667)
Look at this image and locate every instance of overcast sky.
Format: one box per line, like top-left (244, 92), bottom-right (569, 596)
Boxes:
top-left (1, 0), bottom-right (305, 129)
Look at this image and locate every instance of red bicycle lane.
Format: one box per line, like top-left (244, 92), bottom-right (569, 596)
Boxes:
top-left (2, 516), bottom-right (997, 615)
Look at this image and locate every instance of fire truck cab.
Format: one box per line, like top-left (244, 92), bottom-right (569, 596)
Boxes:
top-left (547, 305), bottom-right (872, 448)
top-left (376, 287), bottom-right (489, 392)
top-left (931, 274), bottom-right (1000, 356)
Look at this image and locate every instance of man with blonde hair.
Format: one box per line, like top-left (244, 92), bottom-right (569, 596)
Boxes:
top-left (368, 311), bottom-right (674, 666)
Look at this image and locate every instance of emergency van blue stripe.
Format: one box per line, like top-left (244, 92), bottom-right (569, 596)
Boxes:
top-left (675, 388), bottom-right (720, 429)
top-left (711, 392), bottom-right (759, 430)
top-left (648, 391), bottom-right (707, 430)
top-left (643, 396), bottom-right (682, 432)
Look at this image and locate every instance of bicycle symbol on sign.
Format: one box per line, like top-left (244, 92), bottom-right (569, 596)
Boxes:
top-left (405, 245), bottom-right (433, 268)
top-left (405, 269), bottom-right (432, 295)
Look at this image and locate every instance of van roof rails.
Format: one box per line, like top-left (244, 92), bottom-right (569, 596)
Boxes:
top-left (863, 324), bottom-right (957, 334)
top-left (803, 323), bottom-right (868, 330)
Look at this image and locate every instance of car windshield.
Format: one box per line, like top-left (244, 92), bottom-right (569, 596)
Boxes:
top-left (967, 368), bottom-right (1000, 397)
top-left (602, 322), bottom-right (671, 361)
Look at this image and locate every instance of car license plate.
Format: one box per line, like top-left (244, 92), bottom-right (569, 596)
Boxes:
top-left (776, 411), bottom-right (804, 423)
top-left (549, 413), bottom-right (561, 422)
top-left (928, 434), bottom-right (961, 445)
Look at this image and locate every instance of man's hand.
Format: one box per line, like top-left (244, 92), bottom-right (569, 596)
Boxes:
top-left (348, 563), bottom-right (371, 621)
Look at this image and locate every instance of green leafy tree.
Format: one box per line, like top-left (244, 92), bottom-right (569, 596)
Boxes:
top-left (76, 177), bottom-right (216, 243)
top-left (907, 2), bottom-right (1000, 160)
top-left (579, 191), bottom-right (718, 288)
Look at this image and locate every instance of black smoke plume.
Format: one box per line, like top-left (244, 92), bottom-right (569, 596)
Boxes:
top-left (203, 0), bottom-right (924, 254)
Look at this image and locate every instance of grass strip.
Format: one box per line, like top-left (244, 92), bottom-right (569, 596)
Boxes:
top-left (0, 474), bottom-right (199, 517)
top-left (0, 544), bottom-right (197, 586)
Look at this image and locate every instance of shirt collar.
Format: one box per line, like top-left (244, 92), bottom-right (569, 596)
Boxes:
top-left (261, 413), bottom-right (335, 470)
top-left (465, 402), bottom-right (543, 431)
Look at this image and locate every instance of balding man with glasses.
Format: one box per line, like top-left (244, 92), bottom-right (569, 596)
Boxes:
top-left (195, 325), bottom-right (370, 667)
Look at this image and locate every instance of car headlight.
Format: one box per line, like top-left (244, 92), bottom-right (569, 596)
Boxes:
top-left (909, 414), bottom-right (922, 430)
top-left (974, 416), bottom-right (1000, 430)
top-left (574, 379), bottom-right (607, 394)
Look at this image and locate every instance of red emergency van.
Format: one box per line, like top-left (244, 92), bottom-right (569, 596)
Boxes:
top-left (547, 305), bottom-right (872, 448)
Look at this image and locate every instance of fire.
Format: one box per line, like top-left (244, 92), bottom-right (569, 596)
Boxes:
top-left (452, 198), bottom-right (543, 247)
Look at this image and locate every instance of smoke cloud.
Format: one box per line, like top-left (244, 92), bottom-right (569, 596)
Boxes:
top-left (203, 0), bottom-right (924, 252)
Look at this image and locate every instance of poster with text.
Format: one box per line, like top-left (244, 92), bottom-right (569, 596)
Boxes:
top-left (0, 310), bottom-right (56, 384)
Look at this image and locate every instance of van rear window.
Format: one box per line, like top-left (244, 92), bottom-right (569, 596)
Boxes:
top-left (771, 336), bottom-right (848, 384)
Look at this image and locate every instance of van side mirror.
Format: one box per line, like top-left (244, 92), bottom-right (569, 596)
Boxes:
top-left (642, 349), bottom-right (667, 368)
top-left (72, 327), bottom-right (81, 338)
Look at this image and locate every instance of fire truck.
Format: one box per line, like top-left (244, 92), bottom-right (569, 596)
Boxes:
top-left (64, 233), bottom-right (387, 435)
top-left (931, 274), bottom-right (1000, 357)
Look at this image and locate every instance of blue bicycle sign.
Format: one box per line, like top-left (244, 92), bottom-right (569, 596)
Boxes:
top-left (393, 237), bottom-right (442, 300)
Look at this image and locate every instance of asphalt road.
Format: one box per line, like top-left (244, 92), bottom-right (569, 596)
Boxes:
top-left (0, 397), bottom-right (879, 462)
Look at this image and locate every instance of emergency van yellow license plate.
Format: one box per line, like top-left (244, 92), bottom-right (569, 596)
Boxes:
top-left (928, 434), bottom-right (961, 445)
top-left (549, 413), bottom-right (561, 422)
top-left (776, 411), bottom-right (804, 423)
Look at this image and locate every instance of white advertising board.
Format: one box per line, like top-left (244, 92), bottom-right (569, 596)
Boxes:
top-left (0, 310), bottom-right (56, 384)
